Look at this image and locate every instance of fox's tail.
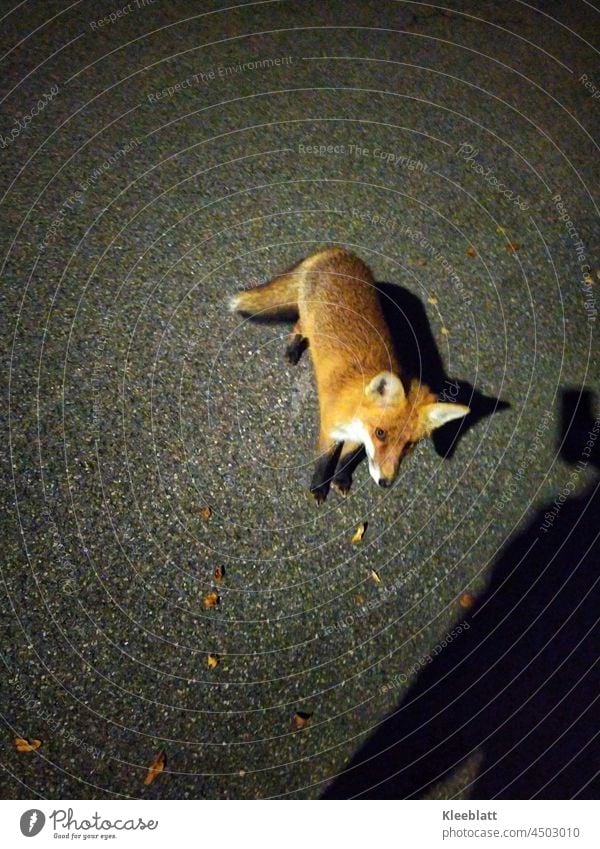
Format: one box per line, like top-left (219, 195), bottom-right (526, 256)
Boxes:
top-left (229, 262), bottom-right (301, 320)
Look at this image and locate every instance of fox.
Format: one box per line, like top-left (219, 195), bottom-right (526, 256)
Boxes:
top-left (229, 247), bottom-right (470, 503)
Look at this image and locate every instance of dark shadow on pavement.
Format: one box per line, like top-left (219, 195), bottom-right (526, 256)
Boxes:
top-left (323, 387), bottom-right (600, 799)
top-left (377, 282), bottom-right (510, 459)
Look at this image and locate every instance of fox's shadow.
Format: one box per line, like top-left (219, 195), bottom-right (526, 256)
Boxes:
top-left (376, 282), bottom-right (509, 458)
top-left (323, 388), bottom-right (600, 799)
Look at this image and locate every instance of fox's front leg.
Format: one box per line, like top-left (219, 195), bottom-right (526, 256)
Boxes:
top-left (310, 431), bottom-right (343, 504)
top-left (332, 441), bottom-right (365, 496)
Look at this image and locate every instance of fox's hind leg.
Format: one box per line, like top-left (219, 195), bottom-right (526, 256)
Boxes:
top-left (285, 319), bottom-right (308, 365)
top-left (332, 442), bottom-right (365, 496)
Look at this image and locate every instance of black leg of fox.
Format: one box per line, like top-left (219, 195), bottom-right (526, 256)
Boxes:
top-left (285, 319), bottom-right (308, 365)
top-left (310, 442), bottom-right (343, 504)
top-left (285, 334), bottom-right (308, 365)
top-left (332, 445), bottom-right (366, 496)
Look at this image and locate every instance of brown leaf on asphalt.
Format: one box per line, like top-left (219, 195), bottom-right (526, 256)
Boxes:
top-left (427, 295), bottom-right (438, 305)
top-left (200, 506), bottom-right (213, 520)
top-left (213, 565), bottom-right (225, 582)
top-left (351, 522), bottom-right (368, 544)
top-left (459, 591), bottom-right (476, 610)
top-left (144, 750), bottom-right (166, 785)
top-left (203, 591), bottom-right (220, 609)
top-left (14, 737), bottom-right (42, 752)
top-left (207, 654), bottom-right (220, 670)
top-left (505, 242), bottom-right (520, 252)
top-left (416, 256), bottom-right (428, 266)
top-left (465, 246), bottom-right (477, 257)
top-left (370, 569), bottom-right (382, 585)
top-left (292, 712), bottom-right (312, 729)
top-left (441, 326), bottom-right (450, 336)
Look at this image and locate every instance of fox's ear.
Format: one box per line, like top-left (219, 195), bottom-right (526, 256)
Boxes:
top-left (365, 371), bottom-right (406, 405)
top-left (419, 403), bottom-right (470, 435)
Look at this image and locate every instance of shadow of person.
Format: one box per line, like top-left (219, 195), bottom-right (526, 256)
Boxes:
top-left (323, 387), bottom-right (600, 799)
top-left (376, 282), bottom-right (509, 459)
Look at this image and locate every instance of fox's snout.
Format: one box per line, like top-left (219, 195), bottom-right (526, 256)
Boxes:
top-left (365, 441), bottom-right (405, 488)
top-left (369, 450), bottom-right (403, 488)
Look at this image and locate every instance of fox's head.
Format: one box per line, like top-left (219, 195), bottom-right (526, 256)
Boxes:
top-left (357, 371), bottom-right (470, 487)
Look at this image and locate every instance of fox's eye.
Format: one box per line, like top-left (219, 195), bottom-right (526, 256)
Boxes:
top-left (375, 428), bottom-right (387, 440)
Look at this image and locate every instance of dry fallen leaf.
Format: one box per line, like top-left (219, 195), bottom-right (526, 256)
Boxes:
top-left (203, 591), bottom-right (220, 609)
top-left (200, 505), bottom-right (213, 520)
top-left (144, 750), bottom-right (166, 786)
top-left (213, 565), bottom-right (225, 582)
top-left (416, 256), bottom-right (428, 267)
top-left (505, 242), bottom-right (520, 252)
top-left (293, 712), bottom-right (312, 729)
top-left (14, 737), bottom-right (42, 752)
top-left (427, 295), bottom-right (438, 305)
top-left (496, 225), bottom-right (507, 234)
top-left (441, 326), bottom-right (450, 336)
top-left (459, 591), bottom-right (476, 610)
top-left (370, 569), bottom-right (382, 585)
top-left (583, 272), bottom-right (593, 285)
top-left (207, 653), bottom-right (220, 670)
top-left (465, 246), bottom-right (477, 257)
top-left (351, 522), bottom-right (368, 544)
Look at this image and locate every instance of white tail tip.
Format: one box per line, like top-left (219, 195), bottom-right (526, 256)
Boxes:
top-left (228, 294), bottom-right (240, 313)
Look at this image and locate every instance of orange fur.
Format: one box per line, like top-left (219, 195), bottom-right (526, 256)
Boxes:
top-left (231, 248), bottom-right (470, 492)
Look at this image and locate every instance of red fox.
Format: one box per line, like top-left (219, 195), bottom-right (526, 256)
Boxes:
top-left (230, 247), bottom-right (470, 502)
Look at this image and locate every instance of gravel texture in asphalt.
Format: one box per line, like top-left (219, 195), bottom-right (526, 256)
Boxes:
top-left (1, 0), bottom-right (599, 799)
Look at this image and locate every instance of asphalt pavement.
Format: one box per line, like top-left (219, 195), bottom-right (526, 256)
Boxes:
top-left (1, 0), bottom-right (599, 799)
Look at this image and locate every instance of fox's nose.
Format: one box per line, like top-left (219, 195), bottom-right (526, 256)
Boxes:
top-left (378, 478), bottom-right (392, 488)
